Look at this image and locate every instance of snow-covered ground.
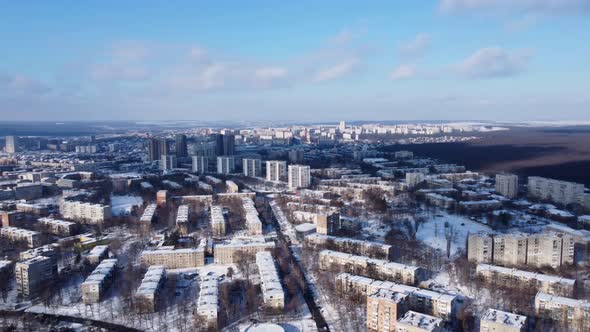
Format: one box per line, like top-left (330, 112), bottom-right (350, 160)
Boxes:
top-left (111, 195), bottom-right (143, 216)
top-left (417, 211), bottom-right (491, 256)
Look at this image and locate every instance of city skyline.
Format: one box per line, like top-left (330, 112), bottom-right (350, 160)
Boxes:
top-left (1, 1), bottom-right (589, 122)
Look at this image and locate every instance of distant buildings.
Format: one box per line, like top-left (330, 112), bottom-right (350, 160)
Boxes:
top-left (81, 258), bottom-right (118, 304)
top-left (468, 233), bottom-right (574, 268)
top-left (406, 172), bottom-right (425, 189)
top-left (15, 256), bottom-right (57, 296)
top-left (61, 201), bottom-right (112, 224)
top-left (161, 154), bottom-right (177, 171)
top-left (5, 135), bottom-right (19, 153)
top-left (139, 204), bottom-right (158, 224)
top-left (38, 217), bottom-right (77, 236)
top-left (213, 238), bottom-right (274, 264)
top-left (266, 160), bottom-right (287, 182)
top-left (192, 156), bottom-right (208, 174)
top-left (214, 133), bottom-right (235, 156)
top-left (496, 173), bottom-right (519, 199)
top-left (288, 149), bottom-right (304, 163)
top-left (148, 138), bottom-right (169, 161)
top-left (176, 205), bottom-right (190, 235)
top-left (216, 156), bottom-right (235, 174)
top-left (243, 158), bottom-right (262, 177)
top-left (242, 197), bottom-right (263, 235)
top-left (288, 165), bottom-right (311, 189)
top-left (527, 176), bottom-right (584, 206)
top-left (175, 134), bottom-right (188, 158)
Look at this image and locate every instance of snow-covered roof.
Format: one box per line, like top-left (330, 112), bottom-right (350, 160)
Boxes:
top-left (481, 308), bottom-right (527, 328)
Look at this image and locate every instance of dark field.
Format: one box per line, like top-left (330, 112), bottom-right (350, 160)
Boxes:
top-left (382, 126), bottom-right (590, 187)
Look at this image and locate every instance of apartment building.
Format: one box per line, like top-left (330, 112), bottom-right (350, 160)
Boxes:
top-left (242, 197), bottom-right (263, 235)
top-left (256, 251), bottom-right (285, 310)
top-left (216, 156), bottom-right (235, 174)
top-left (15, 256), bottom-right (57, 297)
top-left (534, 292), bottom-right (590, 331)
top-left (319, 250), bottom-right (426, 286)
top-left (496, 174), bottom-right (519, 199)
top-left (61, 201), bottom-right (112, 224)
top-left (316, 213), bottom-right (342, 235)
top-left (243, 158), bottom-right (262, 177)
top-left (305, 234), bottom-right (392, 260)
top-left (476, 264), bottom-right (576, 297)
top-left (336, 273), bottom-right (460, 321)
top-left (468, 232), bottom-right (574, 268)
top-left (156, 190), bottom-right (168, 207)
top-left (266, 160), bottom-right (287, 182)
top-left (210, 205), bottom-right (226, 237)
top-left (1, 227), bottom-right (41, 248)
top-left (160, 154), bottom-right (177, 171)
top-left (367, 289), bottom-right (409, 332)
top-left (527, 176), bottom-right (584, 206)
top-left (406, 173), bottom-right (425, 189)
top-left (480, 308), bottom-right (527, 332)
top-left (192, 156), bottom-right (209, 174)
top-left (176, 205), bottom-right (189, 235)
top-left (425, 193), bottom-right (456, 210)
top-left (288, 165), bottom-right (311, 189)
top-left (396, 311), bottom-right (443, 332)
top-left (197, 275), bottom-right (219, 329)
top-left (213, 238), bottom-right (275, 264)
top-left (225, 180), bottom-right (239, 193)
top-left (38, 217), bottom-right (77, 236)
top-left (140, 246), bottom-right (205, 269)
top-left (86, 245), bottom-right (109, 264)
top-left (81, 258), bottom-right (118, 304)
top-left (135, 265), bottom-right (166, 313)
top-left (140, 204), bottom-right (158, 224)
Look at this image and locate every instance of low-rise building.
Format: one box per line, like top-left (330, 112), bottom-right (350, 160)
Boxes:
top-left (135, 265), bottom-right (166, 313)
top-left (176, 205), bottom-right (190, 235)
top-left (477, 263), bottom-right (576, 297)
top-left (140, 246), bottom-right (205, 269)
top-left (81, 258), bottom-right (118, 304)
top-left (61, 201), bottom-right (111, 224)
top-left (396, 311), bottom-right (443, 332)
top-left (305, 234), bottom-right (391, 260)
top-left (210, 205), bottom-right (226, 237)
top-left (15, 255), bottom-right (57, 296)
top-left (214, 238), bottom-right (275, 264)
top-left (140, 204), bottom-right (158, 224)
top-left (197, 275), bottom-right (219, 329)
top-left (534, 292), bottom-right (590, 330)
top-left (86, 245), bottom-right (109, 264)
top-left (256, 251), bottom-right (284, 310)
top-left (320, 250), bottom-right (426, 286)
top-left (480, 308), bottom-right (527, 332)
top-left (1, 227), bottom-right (41, 248)
top-left (243, 197), bottom-right (263, 235)
top-left (38, 217), bottom-right (77, 236)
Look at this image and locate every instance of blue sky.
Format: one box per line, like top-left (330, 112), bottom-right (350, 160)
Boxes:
top-left (1, 0), bottom-right (589, 122)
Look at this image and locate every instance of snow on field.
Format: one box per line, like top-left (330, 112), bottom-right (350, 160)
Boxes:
top-left (417, 211), bottom-right (491, 256)
top-left (111, 195), bottom-right (143, 216)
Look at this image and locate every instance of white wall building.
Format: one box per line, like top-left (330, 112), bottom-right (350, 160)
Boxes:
top-left (288, 165), bottom-right (311, 189)
top-left (216, 156), bottom-right (235, 174)
top-left (266, 160), bottom-right (287, 182)
top-left (243, 158), bottom-right (262, 177)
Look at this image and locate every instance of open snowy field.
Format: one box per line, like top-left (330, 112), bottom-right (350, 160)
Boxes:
top-left (111, 195), bottom-right (143, 216)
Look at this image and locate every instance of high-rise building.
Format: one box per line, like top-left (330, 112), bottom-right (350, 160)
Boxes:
top-left (288, 165), bottom-right (311, 189)
top-left (161, 155), bottom-right (177, 171)
top-left (266, 160), bottom-right (287, 182)
top-left (175, 134), bottom-right (188, 157)
top-left (243, 158), bottom-right (262, 177)
top-left (192, 156), bottom-right (208, 174)
top-left (5, 136), bottom-right (19, 153)
top-left (496, 174), bottom-right (519, 199)
top-left (216, 156), bottom-right (235, 174)
top-left (339, 120), bottom-right (346, 132)
top-left (288, 149), bottom-right (304, 163)
top-left (148, 138), bottom-right (169, 161)
top-left (214, 133), bottom-right (235, 156)
top-left (527, 176), bottom-right (584, 206)
top-left (367, 289), bottom-right (408, 332)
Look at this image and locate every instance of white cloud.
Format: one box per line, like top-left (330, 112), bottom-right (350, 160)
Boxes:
top-left (90, 64), bottom-right (149, 81)
top-left (0, 74), bottom-right (51, 95)
top-left (110, 41), bottom-right (151, 61)
top-left (390, 64), bottom-right (416, 80)
top-left (254, 67), bottom-right (288, 81)
top-left (456, 47), bottom-right (534, 78)
top-left (398, 33), bottom-right (431, 58)
top-left (314, 58), bottom-right (359, 82)
top-left (439, 0), bottom-right (590, 15)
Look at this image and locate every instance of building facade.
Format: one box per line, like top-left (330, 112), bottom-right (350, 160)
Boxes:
top-left (496, 174), bottom-right (519, 199)
top-left (266, 160), bottom-right (287, 182)
top-left (288, 165), bottom-right (311, 189)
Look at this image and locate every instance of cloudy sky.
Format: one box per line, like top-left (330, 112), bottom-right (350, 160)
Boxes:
top-left (1, 1), bottom-right (589, 122)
